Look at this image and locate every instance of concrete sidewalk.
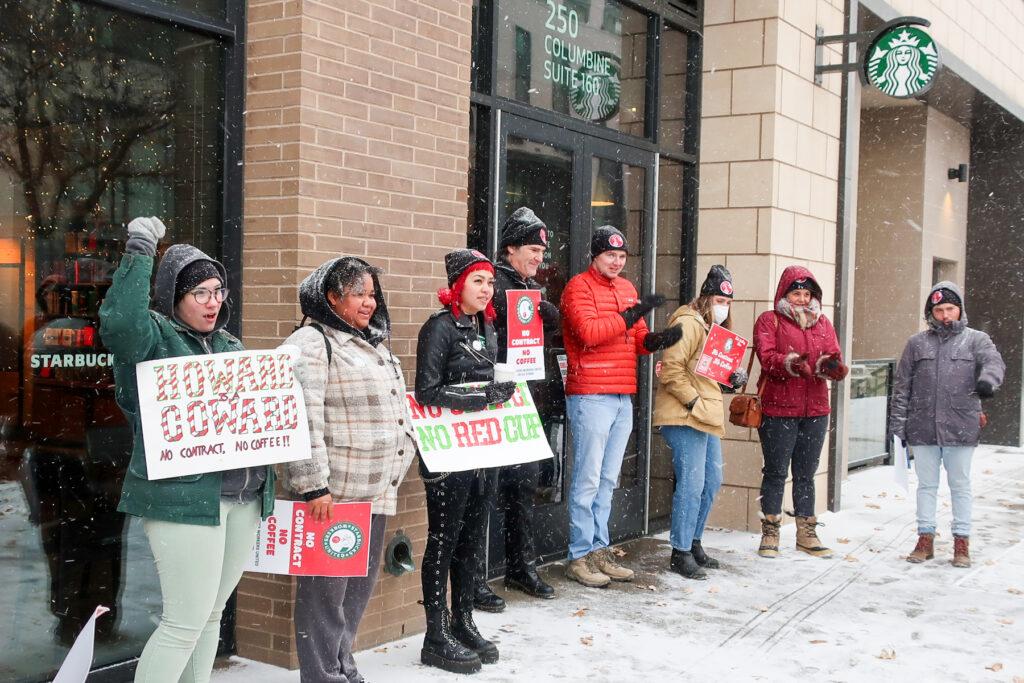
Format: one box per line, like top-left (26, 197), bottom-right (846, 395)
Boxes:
top-left (214, 445), bottom-right (1024, 681)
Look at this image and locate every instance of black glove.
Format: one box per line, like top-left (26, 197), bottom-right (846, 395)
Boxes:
top-left (976, 379), bottom-right (996, 399)
top-left (729, 368), bottom-right (748, 389)
top-left (643, 324), bottom-right (682, 352)
top-left (621, 294), bottom-right (666, 329)
top-left (485, 381), bottom-right (517, 404)
top-left (538, 300), bottom-right (560, 325)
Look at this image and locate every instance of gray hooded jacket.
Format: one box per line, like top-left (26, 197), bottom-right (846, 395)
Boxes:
top-left (154, 244), bottom-right (266, 501)
top-left (889, 281), bottom-right (1005, 447)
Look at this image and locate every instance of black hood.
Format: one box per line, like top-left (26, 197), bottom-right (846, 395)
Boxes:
top-left (153, 244), bottom-right (230, 333)
top-left (298, 257), bottom-right (390, 346)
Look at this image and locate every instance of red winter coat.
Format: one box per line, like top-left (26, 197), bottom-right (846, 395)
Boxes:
top-left (560, 266), bottom-right (650, 395)
top-left (754, 266), bottom-right (842, 418)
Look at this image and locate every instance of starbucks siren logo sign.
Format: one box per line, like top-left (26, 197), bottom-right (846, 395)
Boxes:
top-left (571, 52), bottom-right (621, 122)
top-left (865, 25), bottom-right (940, 98)
top-left (323, 522), bottom-right (363, 560)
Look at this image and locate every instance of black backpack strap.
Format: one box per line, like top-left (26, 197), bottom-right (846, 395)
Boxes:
top-left (307, 322), bottom-right (332, 367)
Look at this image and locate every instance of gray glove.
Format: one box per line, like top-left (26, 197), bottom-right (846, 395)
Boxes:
top-left (125, 216), bottom-right (167, 256)
top-left (729, 368), bottom-right (748, 390)
top-left (484, 381), bottom-right (517, 404)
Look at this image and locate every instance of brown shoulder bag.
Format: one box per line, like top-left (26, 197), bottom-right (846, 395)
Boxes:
top-left (728, 350), bottom-right (763, 428)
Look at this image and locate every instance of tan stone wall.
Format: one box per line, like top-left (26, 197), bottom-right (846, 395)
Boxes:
top-left (237, 0), bottom-right (472, 667)
top-left (880, 0), bottom-right (1024, 112)
top-left (853, 104), bottom-right (970, 362)
top-left (700, 0), bottom-right (846, 531)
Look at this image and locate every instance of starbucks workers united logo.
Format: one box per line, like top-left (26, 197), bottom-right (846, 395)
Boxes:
top-left (865, 26), bottom-right (940, 98)
top-left (516, 295), bottom-right (536, 324)
top-left (323, 522), bottom-right (363, 560)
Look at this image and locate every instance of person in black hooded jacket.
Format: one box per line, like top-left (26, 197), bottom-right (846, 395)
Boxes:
top-left (472, 207), bottom-right (559, 612)
top-left (415, 249), bottom-right (516, 675)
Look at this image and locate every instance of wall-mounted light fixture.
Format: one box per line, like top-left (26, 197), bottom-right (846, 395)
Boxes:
top-left (947, 164), bottom-right (969, 183)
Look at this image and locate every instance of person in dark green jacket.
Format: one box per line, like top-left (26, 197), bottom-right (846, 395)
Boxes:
top-left (99, 216), bottom-right (275, 683)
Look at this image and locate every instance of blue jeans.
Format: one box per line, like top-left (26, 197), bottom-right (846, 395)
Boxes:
top-left (913, 445), bottom-right (974, 537)
top-left (661, 426), bottom-right (723, 552)
top-left (565, 394), bottom-right (633, 561)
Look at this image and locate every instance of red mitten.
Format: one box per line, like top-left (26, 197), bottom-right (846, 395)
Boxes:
top-left (785, 352), bottom-right (813, 379)
top-left (817, 354), bottom-right (849, 381)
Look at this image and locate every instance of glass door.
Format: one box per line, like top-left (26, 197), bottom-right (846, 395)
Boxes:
top-left (487, 112), bottom-right (656, 570)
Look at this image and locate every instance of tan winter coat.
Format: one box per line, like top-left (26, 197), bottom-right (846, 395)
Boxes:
top-left (652, 306), bottom-right (726, 437)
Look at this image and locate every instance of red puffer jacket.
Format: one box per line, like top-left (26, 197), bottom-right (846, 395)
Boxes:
top-left (560, 266), bottom-right (650, 395)
top-left (754, 266), bottom-right (842, 418)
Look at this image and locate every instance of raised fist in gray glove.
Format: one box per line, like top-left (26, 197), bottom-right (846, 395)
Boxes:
top-left (728, 368), bottom-right (748, 390)
top-left (621, 293), bottom-right (666, 329)
top-left (484, 381), bottom-right (517, 405)
top-left (126, 216), bottom-right (167, 256)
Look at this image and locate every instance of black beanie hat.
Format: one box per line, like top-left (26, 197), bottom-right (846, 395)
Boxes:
top-left (785, 277), bottom-right (820, 299)
top-left (700, 264), bottom-right (734, 299)
top-left (175, 260), bottom-right (224, 303)
top-left (926, 287), bottom-right (962, 315)
top-left (444, 248), bottom-right (492, 286)
top-left (499, 207), bottom-right (549, 251)
top-left (590, 225), bottom-right (628, 259)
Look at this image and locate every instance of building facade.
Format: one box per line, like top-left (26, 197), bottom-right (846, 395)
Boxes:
top-left (0, 0), bottom-right (1021, 679)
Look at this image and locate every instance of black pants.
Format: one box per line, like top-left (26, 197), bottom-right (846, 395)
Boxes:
top-left (758, 416), bottom-right (829, 517)
top-left (495, 460), bottom-right (540, 573)
top-left (421, 467), bottom-right (489, 613)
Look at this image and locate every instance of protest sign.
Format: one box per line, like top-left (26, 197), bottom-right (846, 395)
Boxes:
top-left (408, 382), bottom-right (553, 472)
top-left (245, 500), bottom-right (372, 577)
top-left (505, 289), bottom-right (545, 381)
top-left (53, 606), bottom-right (109, 683)
top-left (694, 324), bottom-right (750, 384)
top-left (136, 347), bottom-right (311, 480)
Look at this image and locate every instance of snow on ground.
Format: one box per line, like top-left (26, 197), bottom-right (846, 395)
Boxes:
top-left (214, 445), bottom-right (1024, 682)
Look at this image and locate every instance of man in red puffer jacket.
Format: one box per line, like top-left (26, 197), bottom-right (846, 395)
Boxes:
top-left (560, 226), bottom-right (682, 588)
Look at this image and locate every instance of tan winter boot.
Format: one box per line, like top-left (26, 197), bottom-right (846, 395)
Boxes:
top-left (758, 514), bottom-right (781, 558)
top-left (795, 516), bottom-right (833, 558)
top-left (565, 555), bottom-right (611, 588)
top-left (952, 535), bottom-right (971, 568)
top-left (906, 533), bottom-right (934, 563)
top-left (591, 548), bottom-right (635, 582)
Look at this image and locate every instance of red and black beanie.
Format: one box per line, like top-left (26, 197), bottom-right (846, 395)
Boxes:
top-left (590, 225), bottom-right (628, 259)
top-left (444, 248), bottom-right (492, 286)
top-left (499, 207), bottom-right (549, 250)
top-left (699, 264), bottom-right (734, 299)
top-left (926, 287), bottom-right (962, 315)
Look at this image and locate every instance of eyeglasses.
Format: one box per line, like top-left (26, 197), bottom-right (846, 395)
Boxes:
top-left (189, 287), bottom-right (229, 304)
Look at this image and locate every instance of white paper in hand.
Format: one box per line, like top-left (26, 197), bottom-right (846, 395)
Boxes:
top-left (893, 435), bottom-right (910, 492)
top-left (53, 605), bottom-right (110, 683)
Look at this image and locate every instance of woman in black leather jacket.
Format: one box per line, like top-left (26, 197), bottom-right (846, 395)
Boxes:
top-left (414, 249), bottom-right (516, 675)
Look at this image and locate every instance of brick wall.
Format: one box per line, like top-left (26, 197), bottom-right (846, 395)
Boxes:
top-left (237, 0), bottom-right (473, 667)
top-left (699, 0), bottom-right (845, 532)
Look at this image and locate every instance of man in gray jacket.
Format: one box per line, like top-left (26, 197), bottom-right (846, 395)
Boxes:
top-left (889, 281), bottom-right (1005, 569)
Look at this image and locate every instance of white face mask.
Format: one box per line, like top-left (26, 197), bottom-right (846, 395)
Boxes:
top-left (713, 304), bottom-right (730, 324)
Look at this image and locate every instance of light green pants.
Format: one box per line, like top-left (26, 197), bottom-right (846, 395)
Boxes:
top-left (136, 499), bottom-right (260, 683)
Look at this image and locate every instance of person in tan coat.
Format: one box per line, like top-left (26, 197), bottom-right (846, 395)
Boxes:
top-left (653, 266), bottom-right (746, 579)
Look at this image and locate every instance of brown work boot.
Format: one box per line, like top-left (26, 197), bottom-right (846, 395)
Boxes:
top-left (758, 514), bottom-right (781, 558)
top-left (795, 516), bottom-right (833, 558)
top-left (591, 548), bottom-right (635, 582)
top-left (565, 555), bottom-right (611, 588)
top-left (906, 533), bottom-right (934, 563)
top-left (952, 535), bottom-right (971, 568)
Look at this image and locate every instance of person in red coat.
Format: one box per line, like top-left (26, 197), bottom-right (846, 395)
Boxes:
top-left (753, 266), bottom-right (848, 559)
top-left (560, 226), bottom-right (682, 587)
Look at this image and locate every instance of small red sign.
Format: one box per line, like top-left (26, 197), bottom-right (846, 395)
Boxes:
top-left (693, 324), bottom-right (750, 384)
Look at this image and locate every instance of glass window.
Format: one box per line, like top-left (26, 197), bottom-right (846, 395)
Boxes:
top-left (497, 0), bottom-right (648, 135)
top-left (659, 22), bottom-right (691, 154)
top-left (159, 0), bottom-right (227, 19)
top-left (0, 1), bottom-right (228, 678)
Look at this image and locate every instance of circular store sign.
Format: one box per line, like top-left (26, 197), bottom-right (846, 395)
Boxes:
top-left (323, 522), bottom-right (364, 560)
top-left (571, 52), bottom-right (621, 122)
top-left (865, 25), bottom-right (940, 99)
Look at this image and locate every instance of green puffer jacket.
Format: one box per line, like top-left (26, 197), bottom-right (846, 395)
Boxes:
top-left (99, 251), bottom-right (275, 525)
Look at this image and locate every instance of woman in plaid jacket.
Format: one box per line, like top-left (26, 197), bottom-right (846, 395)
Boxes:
top-left (281, 256), bottom-right (416, 683)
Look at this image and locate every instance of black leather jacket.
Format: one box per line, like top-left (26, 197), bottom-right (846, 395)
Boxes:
top-left (414, 308), bottom-right (498, 412)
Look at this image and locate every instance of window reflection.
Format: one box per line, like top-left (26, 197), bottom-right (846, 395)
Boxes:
top-left (0, 1), bottom-right (226, 678)
top-left (497, 0), bottom-right (648, 135)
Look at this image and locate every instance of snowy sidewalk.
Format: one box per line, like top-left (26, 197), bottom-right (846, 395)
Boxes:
top-left (215, 445), bottom-right (1024, 682)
